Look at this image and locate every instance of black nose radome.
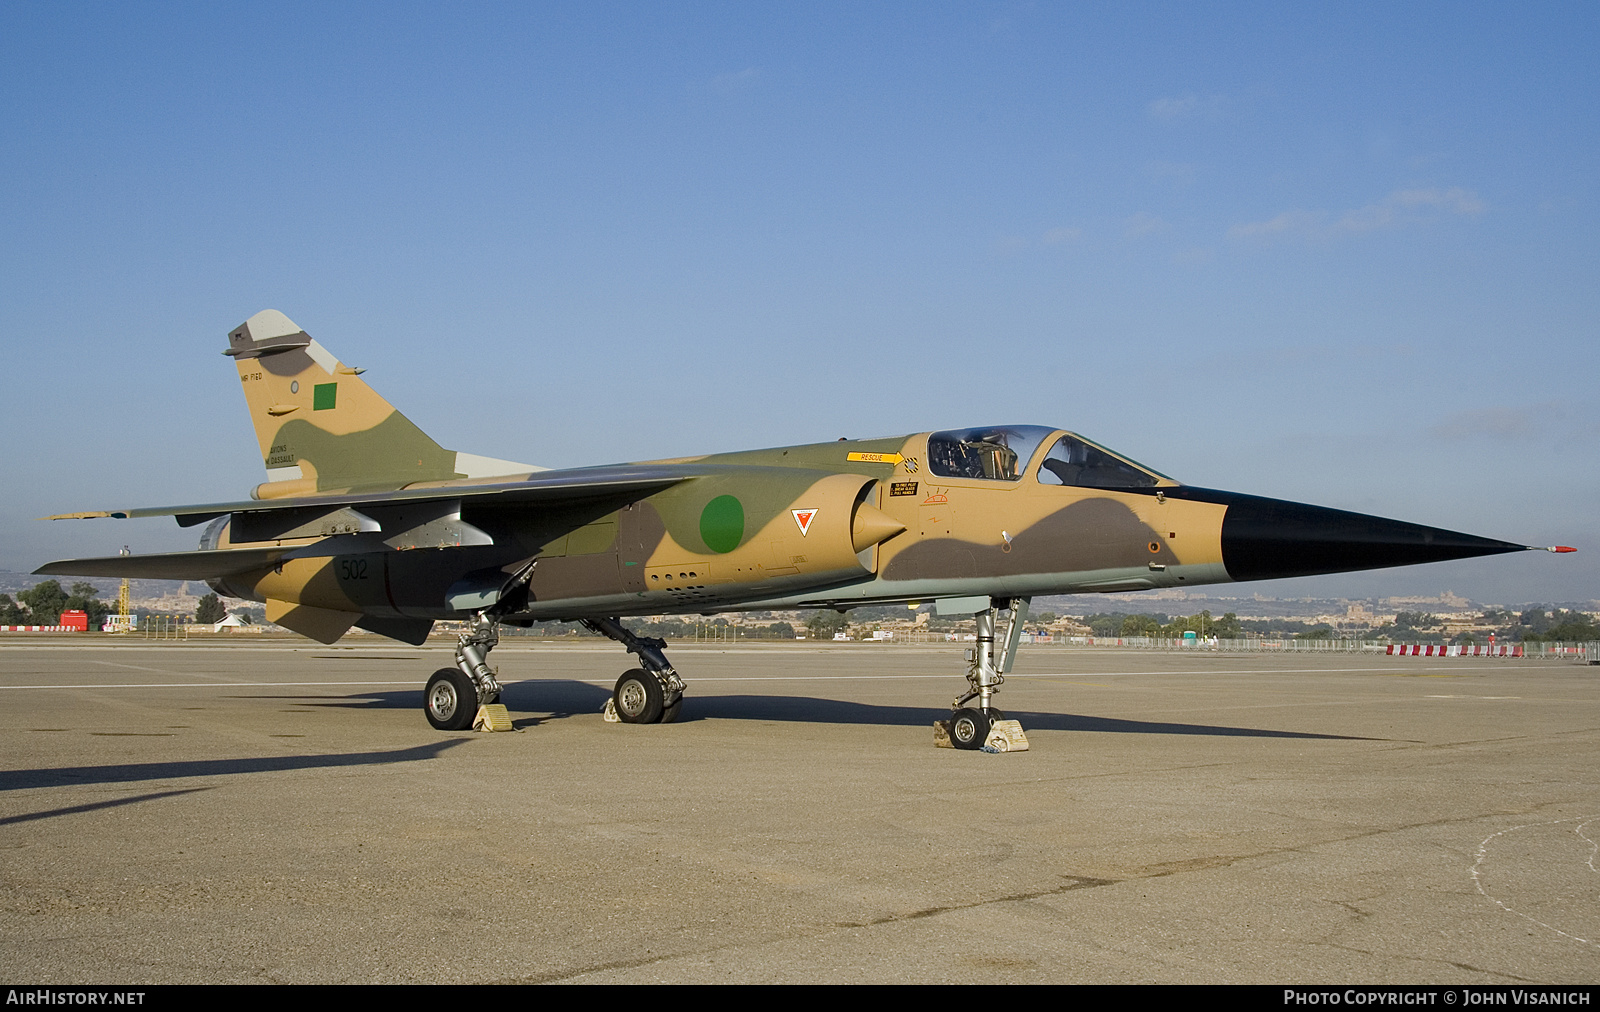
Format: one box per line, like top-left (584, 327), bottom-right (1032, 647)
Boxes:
top-left (1147, 487), bottom-right (1529, 583)
top-left (1217, 492), bottom-right (1526, 582)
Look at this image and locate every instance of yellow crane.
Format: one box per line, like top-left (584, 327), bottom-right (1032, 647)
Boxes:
top-left (110, 546), bottom-right (132, 632)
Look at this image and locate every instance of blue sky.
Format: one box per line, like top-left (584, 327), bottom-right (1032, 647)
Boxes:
top-left (2, 2), bottom-right (1595, 604)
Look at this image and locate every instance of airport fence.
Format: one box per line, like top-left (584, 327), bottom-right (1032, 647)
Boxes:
top-left (1064, 636), bottom-right (1378, 653)
top-left (140, 615), bottom-right (189, 641)
top-left (1046, 637), bottom-right (1595, 659)
top-left (872, 632), bottom-right (1597, 661)
top-left (1081, 638), bottom-right (1595, 659)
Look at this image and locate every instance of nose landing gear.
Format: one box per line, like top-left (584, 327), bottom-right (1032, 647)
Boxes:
top-left (947, 597), bottom-right (1028, 750)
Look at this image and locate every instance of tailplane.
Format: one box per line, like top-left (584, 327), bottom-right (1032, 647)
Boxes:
top-left (227, 310), bottom-right (535, 497)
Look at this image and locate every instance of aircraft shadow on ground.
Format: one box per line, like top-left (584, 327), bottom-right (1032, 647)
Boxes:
top-left (299, 680), bottom-right (613, 718)
top-left (303, 681), bottom-right (1376, 741)
top-left (0, 787), bottom-right (213, 826)
top-left (669, 696), bottom-right (1379, 740)
top-left (0, 739), bottom-right (471, 793)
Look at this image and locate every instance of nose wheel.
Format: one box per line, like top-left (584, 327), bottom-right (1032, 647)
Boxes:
top-left (948, 706), bottom-right (1008, 750)
top-left (947, 597), bottom-right (1028, 750)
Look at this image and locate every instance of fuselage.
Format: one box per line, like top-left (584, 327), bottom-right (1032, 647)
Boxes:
top-left (204, 423), bottom-right (1522, 625)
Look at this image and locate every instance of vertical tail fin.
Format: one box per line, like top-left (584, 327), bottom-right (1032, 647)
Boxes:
top-left (227, 310), bottom-right (464, 496)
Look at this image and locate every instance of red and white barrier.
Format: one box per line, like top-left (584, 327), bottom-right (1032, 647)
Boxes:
top-left (0, 625), bottom-right (82, 633)
top-left (1385, 643), bottom-right (1522, 657)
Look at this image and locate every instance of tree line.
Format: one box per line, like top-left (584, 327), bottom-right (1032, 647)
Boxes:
top-left (0, 580), bottom-right (115, 628)
top-left (0, 582), bottom-right (246, 631)
top-left (1079, 611), bottom-right (1249, 639)
top-left (1078, 606), bottom-right (1600, 643)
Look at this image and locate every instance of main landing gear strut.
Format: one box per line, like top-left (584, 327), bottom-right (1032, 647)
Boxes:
top-left (420, 606), bottom-right (687, 730)
top-left (582, 617), bottom-right (686, 724)
top-left (424, 611), bottom-right (506, 731)
top-left (947, 596), bottom-right (1030, 750)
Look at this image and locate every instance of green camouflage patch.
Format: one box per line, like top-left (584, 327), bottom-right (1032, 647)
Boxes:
top-left (272, 412), bottom-right (461, 491)
top-left (699, 494), bottom-right (744, 553)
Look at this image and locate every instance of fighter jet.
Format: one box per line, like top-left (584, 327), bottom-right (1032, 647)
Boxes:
top-left (38, 310), bottom-right (1573, 747)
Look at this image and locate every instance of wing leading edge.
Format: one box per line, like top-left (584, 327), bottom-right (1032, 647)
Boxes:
top-left (44, 464), bottom-right (698, 526)
top-left (35, 465), bottom-right (699, 583)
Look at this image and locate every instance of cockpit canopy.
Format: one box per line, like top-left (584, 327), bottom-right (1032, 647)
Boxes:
top-left (926, 425), bottom-right (1054, 481)
top-left (926, 425), bottom-right (1170, 488)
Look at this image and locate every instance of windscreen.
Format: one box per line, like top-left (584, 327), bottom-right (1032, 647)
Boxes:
top-left (1036, 434), bottom-right (1167, 488)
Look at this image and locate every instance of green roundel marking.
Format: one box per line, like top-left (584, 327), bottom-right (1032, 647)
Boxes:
top-left (699, 495), bottom-right (744, 554)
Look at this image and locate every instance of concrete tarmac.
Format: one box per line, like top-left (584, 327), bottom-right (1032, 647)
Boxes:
top-left (1, 636), bottom-right (1596, 984)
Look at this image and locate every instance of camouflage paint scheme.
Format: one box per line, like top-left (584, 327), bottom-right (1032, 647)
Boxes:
top-left (39, 310), bottom-right (1533, 646)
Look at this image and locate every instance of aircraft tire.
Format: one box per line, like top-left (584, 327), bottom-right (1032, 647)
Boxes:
top-left (613, 668), bottom-right (664, 724)
top-left (659, 697), bottom-right (683, 724)
top-left (425, 667), bottom-right (478, 731)
top-left (949, 707), bottom-right (992, 750)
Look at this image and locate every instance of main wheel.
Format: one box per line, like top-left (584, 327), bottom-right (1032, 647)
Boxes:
top-left (425, 667), bottom-right (478, 731)
top-left (949, 707), bottom-right (993, 750)
top-left (613, 668), bottom-right (664, 724)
